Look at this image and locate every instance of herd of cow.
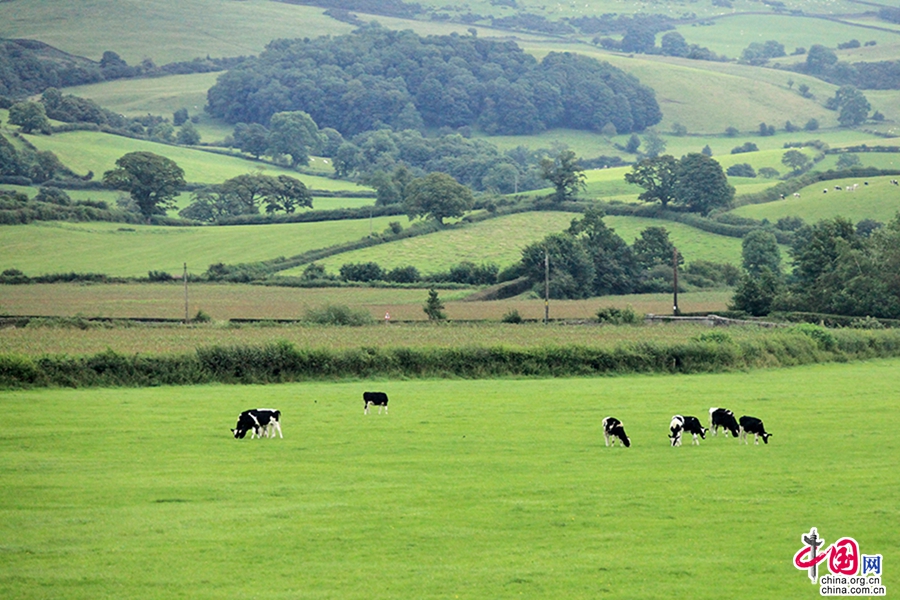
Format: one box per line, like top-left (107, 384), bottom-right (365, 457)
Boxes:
top-left (602, 408), bottom-right (772, 448)
top-left (231, 395), bottom-right (771, 449)
top-left (230, 391), bottom-right (390, 439)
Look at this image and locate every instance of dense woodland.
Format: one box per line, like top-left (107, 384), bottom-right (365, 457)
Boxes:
top-left (206, 25), bottom-right (662, 136)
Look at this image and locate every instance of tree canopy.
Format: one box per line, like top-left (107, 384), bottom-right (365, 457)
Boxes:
top-left (102, 152), bottom-right (185, 221)
top-left (540, 150), bottom-right (586, 203)
top-left (179, 173), bottom-right (312, 222)
top-left (625, 153), bottom-right (733, 214)
top-left (403, 172), bottom-right (474, 225)
top-left (207, 25), bottom-right (661, 137)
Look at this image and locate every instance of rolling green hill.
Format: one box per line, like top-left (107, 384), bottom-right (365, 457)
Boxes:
top-left (278, 211), bottom-right (744, 277)
top-left (0, 218), bottom-right (400, 278)
top-left (730, 175), bottom-right (900, 224)
top-left (4, 0), bottom-right (900, 286)
top-left (20, 130), bottom-right (363, 192)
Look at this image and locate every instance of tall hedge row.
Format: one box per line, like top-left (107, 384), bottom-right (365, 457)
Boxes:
top-left (4, 328), bottom-right (900, 389)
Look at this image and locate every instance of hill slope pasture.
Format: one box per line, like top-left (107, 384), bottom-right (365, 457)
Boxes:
top-left (21, 130), bottom-right (361, 191)
top-left (730, 176), bottom-right (900, 224)
top-left (280, 211), bottom-right (743, 278)
top-left (0, 0), bottom-right (355, 64)
top-left (0, 360), bottom-right (896, 598)
top-left (0, 218), bottom-right (399, 278)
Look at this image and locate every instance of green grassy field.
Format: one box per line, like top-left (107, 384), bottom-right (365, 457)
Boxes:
top-left (731, 175), bottom-right (900, 223)
top-left (670, 13), bottom-right (900, 59)
top-left (0, 218), bottom-right (398, 278)
top-left (1, 359), bottom-right (896, 598)
top-left (21, 131), bottom-right (359, 191)
top-left (0, 0), bottom-right (355, 64)
top-left (278, 211), bottom-right (743, 277)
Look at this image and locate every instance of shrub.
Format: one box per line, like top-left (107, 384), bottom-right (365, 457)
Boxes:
top-left (596, 306), bottom-right (640, 325)
top-left (340, 262), bottom-right (384, 282)
top-left (850, 316), bottom-right (884, 329)
top-left (147, 270), bottom-right (174, 282)
top-left (304, 304), bottom-right (375, 326)
top-left (694, 331), bottom-right (733, 344)
top-left (731, 142), bottom-right (759, 154)
top-left (791, 323), bottom-right (837, 351)
top-left (502, 309), bottom-right (523, 324)
top-left (726, 163), bottom-right (756, 177)
top-left (386, 265), bottom-right (420, 283)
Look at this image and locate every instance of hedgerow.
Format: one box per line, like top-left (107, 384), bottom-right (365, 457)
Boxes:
top-left (4, 327), bottom-right (900, 388)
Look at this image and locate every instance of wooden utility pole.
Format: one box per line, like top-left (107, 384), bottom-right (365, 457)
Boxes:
top-left (672, 248), bottom-right (679, 316)
top-left (183, 262), bottom-right (189, 324)
top-left (544, 249), bottom-right (550, 324)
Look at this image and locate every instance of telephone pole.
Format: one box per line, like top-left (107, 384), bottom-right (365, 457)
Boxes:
top-left (672, 248), bottom-right (679, 316)
top-left (183, 262), bottom-right (189, 324)
top-left (544, 249), bottom-right (550, 324)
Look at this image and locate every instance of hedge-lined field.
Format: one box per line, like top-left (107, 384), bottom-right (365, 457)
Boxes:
top-left (3, 325), bottom-right (899, 388)
top-left (0, 217), bottom-right (399, 278)
top-left (21, 130), bottom-right (361, 191)
top-left (731, 175), bottom-right (900, 223)
top-left (0, 284), bottom-right (731, 322)
top-left (0, 360), bottom-right (897, 598)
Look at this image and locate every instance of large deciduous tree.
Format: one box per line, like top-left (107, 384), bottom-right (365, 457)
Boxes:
top-left (624, 155), bottom-right (678, 207)
top-left (741, 230), bottom-right (782, 275)
top-left (672, 153), bottom-right (734, 214)
top-left (103, 152), bottom-right (185, 220)
top-left (8, 101), bottom-right (51, 134)
top-left (403, 172), bottom-right (474, 225)
top-left (267, 111), bottom-right (321, 167)
top-left (540, 150), bottom-right (586, 203)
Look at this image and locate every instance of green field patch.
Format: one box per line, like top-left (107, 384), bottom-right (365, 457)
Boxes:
top-left (0, 360), bottom-right (897, 597)
top-left (518, 42), bottom-right (838, 134)
top-left (0, 218), bottom-right (399, 278)
top-left (730, 175), bottom-right (900, 223)
top-left (0, 0), bottom-right (354, 64)
top-left (21, 131), bottom-right (360, 191)
top-left (671, 14), bottom-right (900, 59)
top-left (286, 212), bottom-right (578, 276)
top-left (602, 215), bottom-right (744, 266)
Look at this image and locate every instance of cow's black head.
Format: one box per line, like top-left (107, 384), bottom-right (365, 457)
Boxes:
top-left (232, 428), bottom-right (248, 439)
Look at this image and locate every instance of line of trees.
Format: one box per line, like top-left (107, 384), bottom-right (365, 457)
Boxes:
top-left (515, 208), bottom-right (737, 299)
top-left (731, 215), bottom-right (900, 319)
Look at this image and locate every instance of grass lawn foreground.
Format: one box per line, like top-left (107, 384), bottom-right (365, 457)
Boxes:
top-left (0, 359), bottom-right (896, 599)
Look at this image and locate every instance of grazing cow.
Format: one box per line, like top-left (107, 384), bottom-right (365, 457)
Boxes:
top-left (739, 415), bottom-right (772, 445)
top-left (363, 391), bottom-right (389, 415)
top-left (835, 186), bottom-right (842, 191)
top-left (709, 407), bottom-right (740, 438)
top-left (823, 189), bottom-right (828, 194)
top-left (669, 415), bottom-right (707, 446)
top-left (232, 408), bottom-right (282, 439)
top-left (602, 416), bottom-right (631, 447)
top-left (793, 193), bottom-right (801, 198)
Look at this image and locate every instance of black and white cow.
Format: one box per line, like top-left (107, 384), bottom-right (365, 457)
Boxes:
top-left (709, 407), bottom-right (740, 438)
top-left (669, 415), bottom-right (707, 446)
top-left (739, 415), bottom-right (772, 445)
top-left (602, 416), bottom-right (631, 447)
top-left (232, 408), bottom-right (282, 439)
top-left (363, 391), bottom-right (389, 415)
